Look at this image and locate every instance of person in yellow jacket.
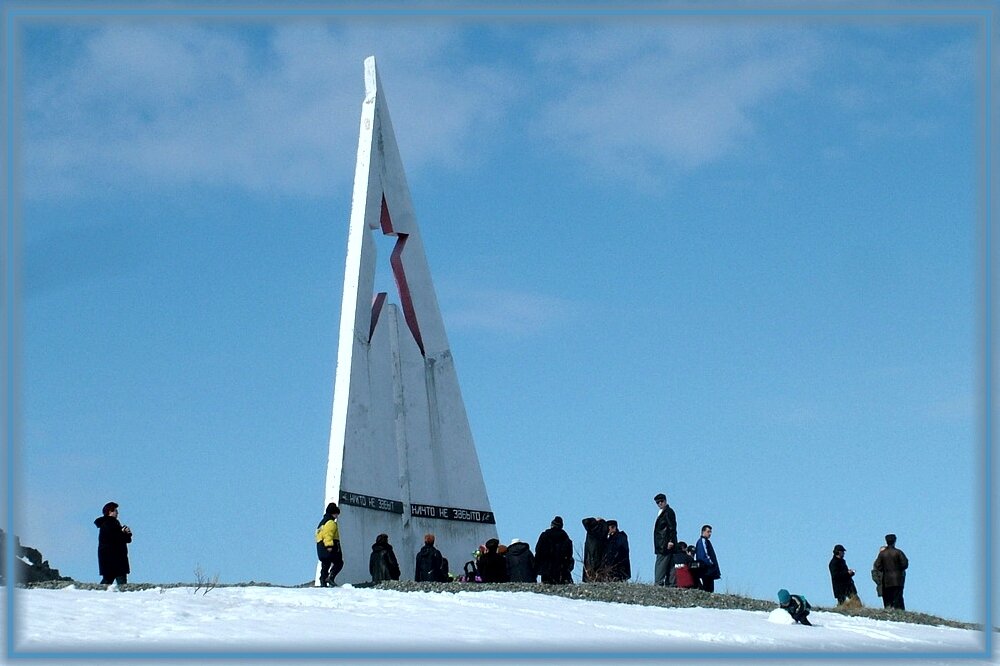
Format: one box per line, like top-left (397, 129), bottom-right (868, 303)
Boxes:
top-left (315, 503), bottom-right (343, 587)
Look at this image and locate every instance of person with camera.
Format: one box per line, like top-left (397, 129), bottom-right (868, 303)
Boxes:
top-left (94, 501), bottom-right (132, 586)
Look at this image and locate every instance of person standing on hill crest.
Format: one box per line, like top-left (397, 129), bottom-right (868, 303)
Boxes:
top-left (695, 524), bottom-right (721, 592)
top-left (505, 538), bottom-right (536, 583)
top-left (415, 533), bottom-right (448, 582)
top-left (603, 520), bottom-right (631, 582)
top-left (581, 516), bottom-right (608, 582)
top-left (653, 493), bottom-right (677, 586)
top-left (315, 502), bottom-right (343, 587)
top-left (829, 544), bottom-right (858, 605)
top-left (871, 545), bottom-right (887, 599)
top-left (94, 501), bottom-right (132, 586)
top-left (535, 516), bottom-right (574, 584)
top-left (873, 533), bottom-right (908, 610)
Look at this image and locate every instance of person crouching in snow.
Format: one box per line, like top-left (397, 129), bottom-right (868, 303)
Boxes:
top-left (777, 588), bottom-right (813, 625)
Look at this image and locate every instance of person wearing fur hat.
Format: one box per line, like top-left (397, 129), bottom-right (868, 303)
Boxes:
top-left (369, 533), bottom-right (400, 583)
top-left (315, 502), bottom-right (343, 587)
top-left (873, 533), bottom-right (908, 610)
top-left (505, 538), bottom-right (537, 583)
top-left (534, 516), bottom-right (574, 584)
top-left (94, 501), bottom-right (132, 586)
top-left (829, 544), bottom-right (858, 605)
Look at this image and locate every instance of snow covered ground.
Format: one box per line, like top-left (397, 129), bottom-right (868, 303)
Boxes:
top-left (5, 585), bottom-right (991, 664)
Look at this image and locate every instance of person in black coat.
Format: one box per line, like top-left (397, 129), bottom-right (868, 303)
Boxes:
top-left (477, 538), bottom-right (509, 583)
top-left (535, 516), bottom-right (574, 584)
top-left (581, 517), bottom-right (608, 582)
top-left (602, 520), bottom-right (631, 581)
top-left (94, 501), bottom-right (132, 585)
top-left (829, 544), bottom-right (857, 605)
top-left (505, 539), bottom-right (536, 583)
top-left (653, 493), bottom-right (677, 586)
top-left (369, 533), bottom-right (401, 583)
top-left (414, 533), bottom-right (447, 582)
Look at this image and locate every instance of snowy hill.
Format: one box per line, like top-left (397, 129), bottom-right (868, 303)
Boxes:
top-left (7, 585), bottom-right (990, 663)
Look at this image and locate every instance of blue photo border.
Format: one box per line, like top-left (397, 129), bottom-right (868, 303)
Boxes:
top-left (2, 1), bottom-right (994, 661)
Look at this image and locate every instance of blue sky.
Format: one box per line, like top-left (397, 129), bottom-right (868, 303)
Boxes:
top-left (8, 4), bottom-right (989, 626)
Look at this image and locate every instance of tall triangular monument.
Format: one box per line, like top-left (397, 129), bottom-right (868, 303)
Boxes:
top-left (320, 56), bottom-right (497, 584)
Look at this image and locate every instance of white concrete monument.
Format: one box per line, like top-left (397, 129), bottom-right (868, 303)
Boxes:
top-left (319, 57), bottom-right (496, 584)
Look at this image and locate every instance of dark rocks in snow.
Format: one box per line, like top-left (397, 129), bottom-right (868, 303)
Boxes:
top-left (0, 529), bottom-right (74, 585)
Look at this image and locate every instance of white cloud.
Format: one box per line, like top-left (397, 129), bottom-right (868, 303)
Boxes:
top-left (22, 21), bottom-right (519, 199)
top-left (20, 19), bottom-right (974, 200)
top-left (531, 23), bottom-right (822, 180)
top-left (440, 285), bottom-right (577, 336)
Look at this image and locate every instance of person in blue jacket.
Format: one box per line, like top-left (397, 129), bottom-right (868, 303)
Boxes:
top-left (695, 524), bottom-right (721, 592)
top-left (778, 588), bottom-right (813, 625)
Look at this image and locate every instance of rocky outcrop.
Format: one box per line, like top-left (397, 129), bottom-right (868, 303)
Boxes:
top-left (0, 529), bottom-right (73, 585)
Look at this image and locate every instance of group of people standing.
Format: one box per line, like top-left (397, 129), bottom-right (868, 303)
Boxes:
top-left (97, 498), bottom-right (910, 616)
top-left (780, 533), bottom-right (910, 627)
top-left (828, 534), bottom-right (909, 610)
top-left (652, 493), bottom-right (721, 591)
top-left (581, 517), bottom-right (631, 582)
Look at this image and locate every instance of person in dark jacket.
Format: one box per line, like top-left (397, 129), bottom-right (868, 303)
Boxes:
top-left (602, 520), bottom-right (631, 581)
top-left (415, 533), bottom-right (447, 582)
top-left (94, 501), bottom-right (132, 585)
top-left (671, 541), bottom-right (698, 588)
top-left (581, 517), bottom-right (608, 582)
top-left (477, 538), bottom-right (509, 583)
top-left (369, 533), bottom-right (400, 583)
top-left (653, 493), bottom-right (677, 586)
top-left (535, 516), bottom-right (574, 584)
top-left (873, 533), bottom-right (909, 610)
top-left (315, 503), bottom-right (343, 587)
top-left (505, 538), bottom-right (536, 583)
top-left (829, 544), bottom-right (858, 605)
top-left (871, 545), bottom-right (886, 599)
top-left (778, 588), bottom-right (813, 625)
top-left (695, 524), bottom-right (721, 592)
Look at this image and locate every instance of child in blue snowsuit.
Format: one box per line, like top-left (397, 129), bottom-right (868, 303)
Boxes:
top-left (778, 588), bottom-right (812, 625)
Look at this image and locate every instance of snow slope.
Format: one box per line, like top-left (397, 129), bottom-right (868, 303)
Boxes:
top-left (6, 585), bottom-right (990, 664)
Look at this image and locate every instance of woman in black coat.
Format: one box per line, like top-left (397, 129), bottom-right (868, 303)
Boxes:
top-left (369, 533), bottom-right (401, 582)
top-left (94, 501), bottom-right (132, 585)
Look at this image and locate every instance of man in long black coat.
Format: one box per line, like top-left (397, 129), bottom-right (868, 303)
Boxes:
top-left (94, 501), bottom-right (132, 585)
top-left (535, 516), bottom-right (574, 584)
top-left (581, 517), bottom-right (608, 582)
top-left (653, 493), bottom-right (677, 585)
top-left (603, 520), bottom-right (631, 581)
top-left (829, 544), bottom-right (857, 605)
